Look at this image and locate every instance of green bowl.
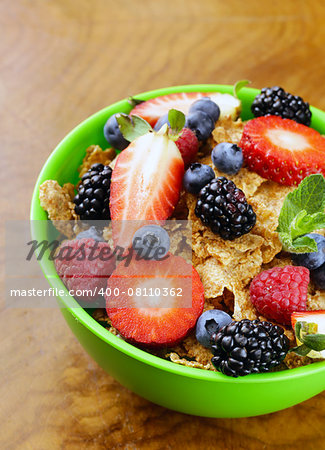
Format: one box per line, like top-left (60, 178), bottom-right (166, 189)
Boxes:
top-left (30, 84), bottom-right (325, 418)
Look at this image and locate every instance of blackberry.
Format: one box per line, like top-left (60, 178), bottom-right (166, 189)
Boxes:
top-left (74, 163), bottom-right (112, 220)
top-left (195, 177), bottom-right (256, 240)
top-left (211, 319), bottom-right (290, 377)
top-left (251, 86), bottom-right (311, 126)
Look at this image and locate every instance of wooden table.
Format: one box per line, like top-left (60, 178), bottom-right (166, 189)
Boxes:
top-left (1, 1), bottom-right (325, 448)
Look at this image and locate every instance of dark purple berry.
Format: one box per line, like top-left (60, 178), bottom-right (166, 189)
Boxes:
top-left (185, 110), bottom-right (215, 142)
top-left (211, 142), bottom-right (243, 175)
top-left (74, 164), bottom-right (112, 221)
top-left (183, 163), bottom-right (215, 194)
top-left (211, 319), bottom-right (289, 377)
top-left (195, 177), bottom-right (256, 240)
top-left (251, 86), bottom-right (311, 126)
top-left (189, 97), bottom-right (220, 123)
top-left (103, 114), bottom-right (130, 150)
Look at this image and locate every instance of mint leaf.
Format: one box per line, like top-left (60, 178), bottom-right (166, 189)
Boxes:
top-left (276, 174), bottom-right (325, 253)
top-left (168, 109), bottom-right (186, 140)
top-left (233, 80), bottom-right (251, 98)
top-left (290, 210), bottom-right (325, 240)
top-left (289, 344), bottom-right (312, 356)
top-left (301, 333), bottom-right (325, 352)
top-left (116, 114), bottom-right (152, 142)
top-left (291, 235), bottom-right (318, 253)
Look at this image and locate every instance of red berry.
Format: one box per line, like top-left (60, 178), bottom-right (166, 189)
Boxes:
top-left (291, 310), bottom-right (325, 332)
top-left (55, 238), bottom-right (115, 301)
top-left (110, 130), bottom-right (184, 248)
top-left (249, 265), bottom-right (309, 325)
top-left (240, 116), bottom-right (325, 186)
top-left (105, 254), bottom-right (205, 347)
top-left (130, 91), bottom-right (241, 126)
top-left (130, 92), bottom-right (216, 127)
top-left (175, 127), bottom-right (199, 168)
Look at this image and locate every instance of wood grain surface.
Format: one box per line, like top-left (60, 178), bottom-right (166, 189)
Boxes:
top-left (1, 0), bottom-right (325, 448)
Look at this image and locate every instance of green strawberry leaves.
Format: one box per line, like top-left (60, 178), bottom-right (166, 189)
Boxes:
top-left (277, 174), bottom-right (325, 253)
top-left (116, 109), bottom-right (186, 143)
top-left (233, 80), bottom-right (251, 98)
top-left (167, 109), bottom-right (186, 141)
top-left (116, 114), bottom-right (152, 142)
top-left (290, 320), bottom-right (325, 356)
top-left (127, 96), bottom-right (145, 107)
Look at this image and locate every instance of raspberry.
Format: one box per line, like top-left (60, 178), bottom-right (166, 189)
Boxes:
top-left (249, 266), bottom-right (309, 325)
top-left (55, 238), bottom-right (115, 301)
top-left (175, 127), bottom-right (199, 168)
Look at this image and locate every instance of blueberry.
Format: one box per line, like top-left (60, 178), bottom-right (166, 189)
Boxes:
top-left (311, 262), bottom-right (325, 289)
top-left (183, 163), bottom-right (215, 194)
top-left (103, 114), bottom-right (130, 150)
top-left (154, 114), bottom-right (170, 131)
top-left (291, 233), bottom-right (325, 270)
top-left (189, 97), bottom-right (220, 123)
top-left (211, 142), bottom-right (244, 175)
top-left (132, 225), bottom-right (170, 260)
top-left (76, 226), bottom-right (104, 242)
top-left (196, 309), bottom-right (232, 349)
top-left (185, 110), bottom-right (215, 142)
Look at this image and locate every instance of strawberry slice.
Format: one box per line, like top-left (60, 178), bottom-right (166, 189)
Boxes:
top-left (110, 128), bottom-right (184, 248)
top-left (130, 92), bottom-right (241, 126)
top-left (240, 116), bottom-right (325, 186)
top-left (291, 311), bottom-right (325, 359)
top-left (105, 254), bottom-right (205, 347)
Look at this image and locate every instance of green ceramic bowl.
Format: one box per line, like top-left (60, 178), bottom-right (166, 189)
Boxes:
top-left (30, 85), bottom-right (325, 418)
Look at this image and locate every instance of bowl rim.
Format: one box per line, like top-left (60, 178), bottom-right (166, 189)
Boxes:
top-left (30, 83), bottom-right (325, 383)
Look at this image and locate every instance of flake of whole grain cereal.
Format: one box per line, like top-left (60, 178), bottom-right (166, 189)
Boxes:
top-left (62, 183), bottom-right (76, 201)
top-left (195, 257), bottom-right (233, 299)
top-left (284, 352), bottom-right (314, 369)
top-left (169, 352), bottom-right (214, 370)
top-left (232, 284), bottom-right (258, 321)
top-left (78, 145), bottom-right (116, 178)
top-left (39, 180), bottom-right (78, 238)
top-left (307, 291), bottom-right (325, 310)
top-left (210, 116), bottom-right (244, 146)
top-left (182, 334), bottom-right (215, 367)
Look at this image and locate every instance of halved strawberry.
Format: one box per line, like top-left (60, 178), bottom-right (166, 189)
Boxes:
top-left (130, 92), bottom-right (241, 126)
top-left (240, 116), bottom-right (325, 186)
top-left (105, 254), bottom-right (205, 347)
top-left (109, 128), bottom-right (184, 248)
top-left (291, 311), bottom-right (325, 359)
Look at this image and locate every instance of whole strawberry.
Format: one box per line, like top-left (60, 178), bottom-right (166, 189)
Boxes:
top-left (55, 238), bottom-right (115, 301)
top-left (175, 127), bottom-right (199, 167)
top-left (249, 265), bottom-right (309, 325)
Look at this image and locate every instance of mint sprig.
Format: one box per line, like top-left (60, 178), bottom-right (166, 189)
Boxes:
top-left (276, 174), bottom-right (325, 253)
